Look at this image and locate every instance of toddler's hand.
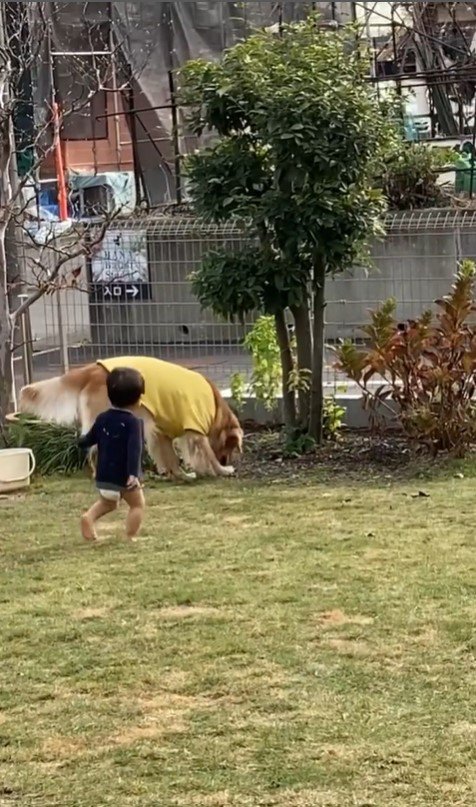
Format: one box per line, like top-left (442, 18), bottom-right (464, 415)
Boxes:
top-left (126, 475), bottom-right (140, 490)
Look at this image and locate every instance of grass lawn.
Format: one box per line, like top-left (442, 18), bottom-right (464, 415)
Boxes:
top-left (0, 465), bottom-right (475, 806)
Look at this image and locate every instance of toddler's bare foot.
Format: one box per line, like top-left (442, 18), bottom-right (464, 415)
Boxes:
top-left (125, 532), bottom-right (139, 543)
top-left (80, 514), bottom-right (97, 542)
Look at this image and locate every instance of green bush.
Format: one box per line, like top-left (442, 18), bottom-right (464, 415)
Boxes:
top-left (381, 143), bottom-right (453, 210)
top-left (5, 416), bottom-right (86, 475)
top-left (335, 261), bottom-right (476, 455)
top-left (5, 416), bottom-right (157, 476)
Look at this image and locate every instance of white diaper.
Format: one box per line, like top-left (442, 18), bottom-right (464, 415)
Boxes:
top-left (98, 489), bottom-right (121, 502)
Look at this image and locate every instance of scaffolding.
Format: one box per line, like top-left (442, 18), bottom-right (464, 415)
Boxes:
top-left (25, 2), bottom-right (476, 207)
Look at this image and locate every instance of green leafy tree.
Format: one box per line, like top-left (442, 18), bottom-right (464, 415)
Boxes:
top-left (181, 16), bottom-right (396, 441)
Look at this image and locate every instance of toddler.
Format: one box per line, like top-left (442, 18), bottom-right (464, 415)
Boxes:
top-left (79, 366), bottom-right (145, 541)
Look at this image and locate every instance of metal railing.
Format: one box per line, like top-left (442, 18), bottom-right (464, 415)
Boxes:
top-left (14, 208), bottom-right (476, 393)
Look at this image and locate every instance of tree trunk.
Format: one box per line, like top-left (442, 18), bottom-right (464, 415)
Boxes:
top-left (0, 224), bottom-right (14, 428)
top-left (5, 217), bottom-right (23, 365)
top-left (308, 257), bottom-right (326, 443)
top-left (274, 309), bottom-right (296, 430)
top-left (291, 301), bottom-right (312, 430)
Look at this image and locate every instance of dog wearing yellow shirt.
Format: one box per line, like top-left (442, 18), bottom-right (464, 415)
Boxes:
top-left (19, 356), bottom-right (243, 481)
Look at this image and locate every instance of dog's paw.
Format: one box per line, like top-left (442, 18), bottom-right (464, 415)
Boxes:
top-left (181, 470), bottom-right (197, 482)
top-left (221, 465), bottom-right (235, 477)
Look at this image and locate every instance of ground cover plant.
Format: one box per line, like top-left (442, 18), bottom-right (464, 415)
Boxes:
top-left (0, 456), bottom-right (475, 807)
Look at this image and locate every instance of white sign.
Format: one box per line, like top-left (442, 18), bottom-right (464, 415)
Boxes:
top-left (91, 230), bottom-right (148, 284)
top-left (103, 284), bottom-right (140, 299)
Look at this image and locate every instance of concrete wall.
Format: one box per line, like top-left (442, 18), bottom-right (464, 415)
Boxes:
top-left (326, 225), bottom-right (470, 341)
top-left (232, 392), bottom-right (399, 431)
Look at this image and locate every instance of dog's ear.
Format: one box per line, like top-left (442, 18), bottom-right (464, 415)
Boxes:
top-left (20, 385), bottom-right (39, 402)
top-left (225, 428), bottom-right (243, 454)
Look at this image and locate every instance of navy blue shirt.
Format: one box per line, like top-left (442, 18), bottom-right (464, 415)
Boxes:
top-left (79, 409), bottom-right (143, 490)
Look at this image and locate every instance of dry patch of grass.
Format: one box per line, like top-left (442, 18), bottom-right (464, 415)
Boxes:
top-left (317, 609), bottom-right (374, 627)
top-left (0, 468), bottom-right (475, 806)
top-left (72, 606), bottom-right (110, 621)
top-left (157, 605), bottom-right (225, 620)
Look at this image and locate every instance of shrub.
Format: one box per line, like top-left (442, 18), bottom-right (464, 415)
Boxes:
top-left (323, 396), bottom-right (346, 441)
top-left (4, 416), bottom-right (156, 475)
top-left (381, 143), bottom-right (453, 210)
top-left (5, 416), bottom-right (86, 474)
top-left (230, 372), bottom-right (246, 412)
top-left (244, 316), bottom-right (282, 412)
top-left (335, 260), bottom-right (476, 455)
top-left (233, 315), bottom-right (345, 442)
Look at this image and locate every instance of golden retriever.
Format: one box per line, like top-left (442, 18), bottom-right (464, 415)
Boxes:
top-left (19, 356), bottom-right (243, 481)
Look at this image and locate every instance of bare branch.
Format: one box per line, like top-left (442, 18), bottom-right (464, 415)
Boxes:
top-left (12, 208), bottom-right (123, 324)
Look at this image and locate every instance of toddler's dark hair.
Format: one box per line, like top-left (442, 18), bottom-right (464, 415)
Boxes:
top-left (107, 367), bottom-right (145, 409)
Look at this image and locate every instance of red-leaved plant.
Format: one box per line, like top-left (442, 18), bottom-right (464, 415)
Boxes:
top-left (335, 260), bottom-right (476, 455)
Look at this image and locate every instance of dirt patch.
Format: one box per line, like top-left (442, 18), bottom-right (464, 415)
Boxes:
top-left (236, 430), bottom-right (453, 483)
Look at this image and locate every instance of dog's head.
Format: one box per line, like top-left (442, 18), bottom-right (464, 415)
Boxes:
top-left (216, 425), bottom-right (243, 467)
top-left (210, 410), bottom-right (243, 466)
top-left (207, 381), bottom-right (244, 467)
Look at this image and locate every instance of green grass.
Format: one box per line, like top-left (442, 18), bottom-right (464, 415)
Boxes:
top-left (0, 468), bottom-right (475, 806)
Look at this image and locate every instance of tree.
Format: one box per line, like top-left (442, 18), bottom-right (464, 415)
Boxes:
top-left (0, 4), bottom-right (127, 424)
top-left (180, 15), bottom-right (396, 441)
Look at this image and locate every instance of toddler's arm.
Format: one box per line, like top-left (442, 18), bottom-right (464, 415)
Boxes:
top-left (126, 418), bottom-right (142, 479)
top-left (79, 422), bottom-right (98, 449)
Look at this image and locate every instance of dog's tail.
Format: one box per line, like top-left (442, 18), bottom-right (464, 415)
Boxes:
top-left (19, 375), bottom-right (81, 425)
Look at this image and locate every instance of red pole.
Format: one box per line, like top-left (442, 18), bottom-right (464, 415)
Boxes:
top-left (52, 101), bottom-right (68, 221)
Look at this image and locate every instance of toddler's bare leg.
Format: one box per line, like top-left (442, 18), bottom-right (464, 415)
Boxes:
top-left (122, 488), bottom-right (145, 540)
top-left (81, 497), bottom-right (118, 541)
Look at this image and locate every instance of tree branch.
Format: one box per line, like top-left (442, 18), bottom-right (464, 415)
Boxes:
top-left (12, 211), bottom-right (121, 324)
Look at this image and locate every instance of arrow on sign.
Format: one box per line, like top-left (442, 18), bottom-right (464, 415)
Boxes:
top-left (126, 285), bottom-right (139, 298)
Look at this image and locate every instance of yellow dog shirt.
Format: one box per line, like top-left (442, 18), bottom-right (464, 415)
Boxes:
top-left (97, 357), bottom-right (216, 438)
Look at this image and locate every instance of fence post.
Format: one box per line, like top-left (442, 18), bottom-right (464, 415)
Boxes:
top-left (17, 294), bottom-right (33, 386)
top-left (56, 290), bottom-right (69, 373)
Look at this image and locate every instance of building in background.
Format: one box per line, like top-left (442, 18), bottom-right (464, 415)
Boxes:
top-left (17, 1), bottom-right (476, 215)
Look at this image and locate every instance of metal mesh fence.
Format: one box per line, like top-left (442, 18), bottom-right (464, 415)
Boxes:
top-left (14, 208), bottom-right (476, 394)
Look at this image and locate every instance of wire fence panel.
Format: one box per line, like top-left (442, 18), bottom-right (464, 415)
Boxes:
top-left (15, 209), bottom-right (476, 393)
